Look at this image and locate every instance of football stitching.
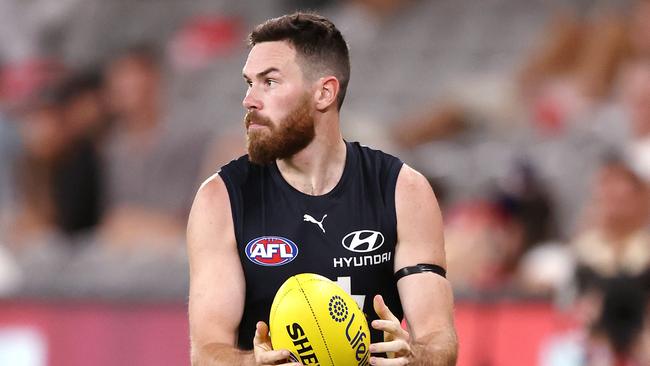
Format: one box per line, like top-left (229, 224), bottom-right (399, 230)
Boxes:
top-left (296, 276), bottom-right (335, 366)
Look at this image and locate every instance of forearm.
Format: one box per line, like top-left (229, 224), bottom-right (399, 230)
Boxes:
top-left (410, 329), bottom-right (458, 366)
top-left (191, 343), bottom-right (255, 366)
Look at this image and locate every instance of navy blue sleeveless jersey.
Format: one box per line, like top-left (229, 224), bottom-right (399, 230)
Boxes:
top-left (218, 141), bottom-right (404, 349)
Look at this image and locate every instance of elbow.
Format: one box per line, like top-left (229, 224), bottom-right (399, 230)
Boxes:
top-left (442, 328), bottom-right (459, 366)
top-left (448, 333), bottom-right (459, 366)
top-left (189, 339), bottom-right (213, 366)
top-left (190, 340), bottom-right (201, 366)
top-left (415, 327), bottom-right (458, 365)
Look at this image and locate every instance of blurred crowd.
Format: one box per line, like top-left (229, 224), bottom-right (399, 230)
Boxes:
top-left (0, 0), bottom-right (649, 364)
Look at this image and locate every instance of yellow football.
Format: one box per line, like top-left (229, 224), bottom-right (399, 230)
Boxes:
top-left (270, 273), bottom-right (371, 366)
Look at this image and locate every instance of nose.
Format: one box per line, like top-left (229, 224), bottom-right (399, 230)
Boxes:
top-left (242, 87), bottom-right (262, 110)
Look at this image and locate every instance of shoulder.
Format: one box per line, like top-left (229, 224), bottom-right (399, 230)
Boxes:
top-left (190, 173), bottom-right (231, 221)
top-left (394, 165), bottom-right (442, 232)
top-left (187, 172), bottom-right (238, 252)
top-left (396, 164), bottom-right (434, 198)
top-left (393, 164), bottom-right (445, 268)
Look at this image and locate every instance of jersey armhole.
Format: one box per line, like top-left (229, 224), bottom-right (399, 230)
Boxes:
top-left (218, 169), bottom-right (243, 246)
top-left (386, 159), bottom-right (404, 232)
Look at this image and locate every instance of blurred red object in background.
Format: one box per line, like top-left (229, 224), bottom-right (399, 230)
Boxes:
top-left (168, 15), bottom-right (242, 71)
top-left (0, 58), bottom-right (66, 111)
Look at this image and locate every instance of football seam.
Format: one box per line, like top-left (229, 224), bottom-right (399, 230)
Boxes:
top-left (296, 276), bottom-right (335, 366)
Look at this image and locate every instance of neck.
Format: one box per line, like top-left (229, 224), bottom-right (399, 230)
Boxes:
top-left (276, 113), bottom-right (346, 196)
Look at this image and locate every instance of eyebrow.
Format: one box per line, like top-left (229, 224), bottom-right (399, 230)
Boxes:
top-left (243, 67), bottom-right (280, 80)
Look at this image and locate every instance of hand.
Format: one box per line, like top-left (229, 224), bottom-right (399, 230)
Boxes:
top-left (252, 321), bottom-right (301, 366)
top-left (369, 295), bottom-right (412, 365)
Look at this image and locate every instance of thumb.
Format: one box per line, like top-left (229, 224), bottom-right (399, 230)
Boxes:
top-left (253, 321), bottom-right (272, 348)
top-left (373, 294), bottom-right (399, 323)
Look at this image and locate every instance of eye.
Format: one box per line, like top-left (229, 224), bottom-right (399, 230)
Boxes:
top-left (265, 78), bottom-right (277, 87)
top-left (245, 79), bottom-right (252, 87)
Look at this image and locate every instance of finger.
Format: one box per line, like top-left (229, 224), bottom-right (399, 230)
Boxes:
top-left (369, 355), bottom-right (409, 366)
top-left (255, 348), bottom-right (294, 365)
top-left (369, 339), bottom-right (411, 354)
top-left (371, 319), bottom-right (409, 340)
top-left (252, 322), bottom-right (302, 365)
top-left (253, 321), bottom-right (271, 348)
top-left (373, 295), bottom-right (400, 323)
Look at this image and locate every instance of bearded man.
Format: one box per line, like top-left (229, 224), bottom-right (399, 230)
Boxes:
top-left (187, 12), bottom-right (458, 366)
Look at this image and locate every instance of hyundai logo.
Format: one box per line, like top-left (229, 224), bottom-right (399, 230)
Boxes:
top-left (341, 230), bottom-right (384, 253)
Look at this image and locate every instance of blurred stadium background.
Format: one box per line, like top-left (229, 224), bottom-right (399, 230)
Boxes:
top-left (0, 0), bottom-right (649, 365)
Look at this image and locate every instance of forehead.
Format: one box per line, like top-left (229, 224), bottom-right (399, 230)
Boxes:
top-left (243, 41), bottom-right (300, 77)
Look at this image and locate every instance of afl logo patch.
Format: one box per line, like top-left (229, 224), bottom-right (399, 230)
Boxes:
top-left (245, 236), bottom-right (298, 266)
top-left (341, 230), bottom-right (384, 253)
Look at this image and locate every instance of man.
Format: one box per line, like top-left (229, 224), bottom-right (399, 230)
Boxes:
top-left (187, 12), bottom-right (457, 365)
top-left (102, 46), bottom-right (207, 248)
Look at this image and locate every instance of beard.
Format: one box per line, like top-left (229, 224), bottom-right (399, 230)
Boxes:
top-left (244, 94), bottom-right (315, 165)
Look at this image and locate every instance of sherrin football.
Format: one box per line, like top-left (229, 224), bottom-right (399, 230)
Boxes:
top-left (270, 273), bottom-right (371, 366)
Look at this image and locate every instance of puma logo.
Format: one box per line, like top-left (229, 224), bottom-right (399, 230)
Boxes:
top-left (303, 214), bottom-right (327, 233)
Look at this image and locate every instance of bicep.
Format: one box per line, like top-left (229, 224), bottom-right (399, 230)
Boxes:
top-left (393, 165), bottom-right (454, 340)
top-left (187, 174), bottom-right (245, 349)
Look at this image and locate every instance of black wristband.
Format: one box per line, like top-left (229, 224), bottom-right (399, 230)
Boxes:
top-left (394, 263), bottom-right (447, 281)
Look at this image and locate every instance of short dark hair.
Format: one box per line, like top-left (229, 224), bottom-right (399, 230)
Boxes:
top-left (248, 12), bottom-right (350, 110)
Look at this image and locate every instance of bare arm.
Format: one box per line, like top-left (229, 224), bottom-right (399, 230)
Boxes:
top-left (395, 165), bottom-right (457, 365)
top-left (187, 173), bottom-right (250, 365)
top-left (187, 174), bottom-right (295, 366)
top-left (370, 165), bottom-right (458, 365)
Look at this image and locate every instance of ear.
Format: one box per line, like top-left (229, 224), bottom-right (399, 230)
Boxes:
top-left (314, 76), bottom-right (340, 111)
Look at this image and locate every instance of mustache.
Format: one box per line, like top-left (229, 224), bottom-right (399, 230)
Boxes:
top-left (245, 111), bottom-right (272, 128)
